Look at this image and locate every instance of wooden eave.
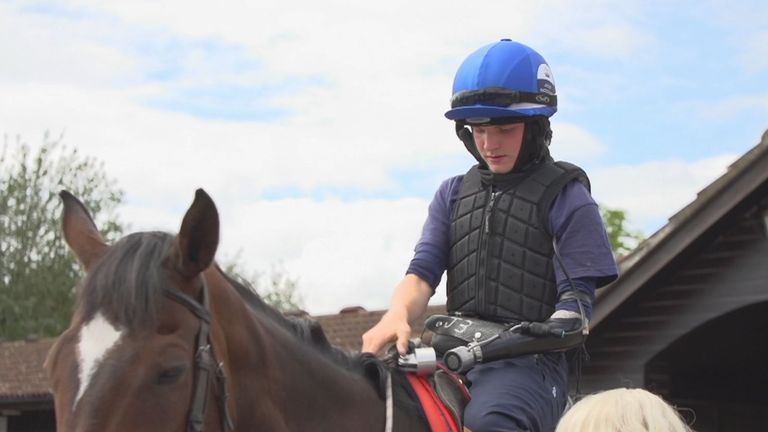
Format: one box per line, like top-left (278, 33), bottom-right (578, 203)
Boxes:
top-left (592, 130), bottom-right (768, 327)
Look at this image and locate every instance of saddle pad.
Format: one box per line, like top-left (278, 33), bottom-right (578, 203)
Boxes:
top-left (406, 373), bottom-right (461, 432)
top-left (432, 366), bottom-right (471, 429)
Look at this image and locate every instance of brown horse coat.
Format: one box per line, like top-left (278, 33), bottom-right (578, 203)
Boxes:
top-left (46, 189), bottom-right (429, 432)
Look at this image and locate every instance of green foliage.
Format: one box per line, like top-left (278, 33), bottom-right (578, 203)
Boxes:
top-left (0, 134), bottom-right (124, 341)
top-left (260, 269), bottom-right (303, 313)
top-left (222, 253), bottom-right (304, 313)
top-left (600, 205), bottom-right (645, 257)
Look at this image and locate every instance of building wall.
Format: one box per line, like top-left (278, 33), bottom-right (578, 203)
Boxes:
top-left (2, 410), bottom-right (55, 432)
top-left (580, 191), bottom-right (768, 431)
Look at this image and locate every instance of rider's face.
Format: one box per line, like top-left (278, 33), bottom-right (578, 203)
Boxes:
top-left (472, 122), bottom-right (525, 174)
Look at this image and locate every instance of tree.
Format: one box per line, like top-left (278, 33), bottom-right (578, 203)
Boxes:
top-left (222, 253), bottom-right (304, 313)
top-left (0, 134), bottom-right (124, 341)
top-left (260, 267), bottom-right (304, 313)
top-left (600, 205), bottom-right (645, 257)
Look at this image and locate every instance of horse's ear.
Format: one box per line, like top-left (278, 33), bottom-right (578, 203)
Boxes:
top-left (174, 189), bottom-right (219, 279)
top-left (60, 190), bottom-right (108, 271)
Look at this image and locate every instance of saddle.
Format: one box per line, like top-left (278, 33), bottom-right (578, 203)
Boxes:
top-left (360, 351), bottom-right (470, 431)
top-left (278, 311), bottom-right (475, 430)
top-left (406, 365), bottom-right (471, 432)
top-left (391, 314), bottom-right (517, 430)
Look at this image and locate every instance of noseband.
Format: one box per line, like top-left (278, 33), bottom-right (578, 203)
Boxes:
top-left (164, 278), bottom-right (234, 432)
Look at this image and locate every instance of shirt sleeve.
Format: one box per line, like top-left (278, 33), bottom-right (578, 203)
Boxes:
top-left (556, 277), bottom-right (596, 319)
top-left (549, 180), bottom-right (619, 317)
top-left (405, 176), bottom-right (462, 290)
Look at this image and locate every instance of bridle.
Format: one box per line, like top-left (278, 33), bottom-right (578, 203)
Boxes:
top-left (163, 276), bottom-right (396, 432)
top-left (164, 277), bottom-right (234, 432)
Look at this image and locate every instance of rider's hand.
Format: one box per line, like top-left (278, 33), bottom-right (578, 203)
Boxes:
top-left (361, 309), bottom-right (412, 355)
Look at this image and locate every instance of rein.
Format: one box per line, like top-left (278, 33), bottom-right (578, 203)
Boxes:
top-left (164, 277), bottom-right (234, 432)
top-left (385, 371), bottom-right (393, 432)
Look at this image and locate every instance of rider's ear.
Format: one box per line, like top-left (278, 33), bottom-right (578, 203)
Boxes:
top-left (60, 190), bottom-right (108, 271)
top-left (173, 188), bottom-right (219, 279)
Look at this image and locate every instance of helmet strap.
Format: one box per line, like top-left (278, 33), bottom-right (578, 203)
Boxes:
top-left (454, 117), bottom-right (552, 172)
top-left (455, 123), bottom-right (486, 167)
top-left (512, 117), bottom-right (552, 172)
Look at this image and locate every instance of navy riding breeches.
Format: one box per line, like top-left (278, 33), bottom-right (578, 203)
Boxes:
top-left (463, 353), bottom-right (568, 432)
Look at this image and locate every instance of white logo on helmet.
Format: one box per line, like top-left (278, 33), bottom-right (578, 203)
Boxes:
top-left (537, 64), bottom-right (556, 96)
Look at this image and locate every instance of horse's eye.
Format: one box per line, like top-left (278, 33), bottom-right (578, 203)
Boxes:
top-left (157, 365), bottom-right (187, 385)
top-left (157, 323), bottom-right (179, 335)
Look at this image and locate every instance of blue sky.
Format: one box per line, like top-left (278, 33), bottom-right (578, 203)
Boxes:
top-left (1, 0), bottom-right (766, 314)
top-left (548, 2), bottom-right (767, 164)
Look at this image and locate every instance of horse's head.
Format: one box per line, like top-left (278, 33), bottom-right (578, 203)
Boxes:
top-left (46, 189), bottom-right (431, 432)
top-left (46, 189), bottom-right (232, 432)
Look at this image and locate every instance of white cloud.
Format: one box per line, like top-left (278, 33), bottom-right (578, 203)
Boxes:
top-left (551, 23), bottom-right (654, 61)
top-left (527, 0), bottom-right (652, 60)
top-left (121, 196), bottom-right (433, 315)
top-left (590, 154), bottom-right (740, 235)
top-left (1, 0), bottom-right (756, 317)
top-left (0, 3), bottom-right (140, 88)
top-left (0, 80), bottom-right (456, 201)
top-left (551, 122), bottom-right (607, 161)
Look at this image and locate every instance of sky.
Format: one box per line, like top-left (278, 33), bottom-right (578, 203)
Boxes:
top-left (1, 0), bottom-right (767, 316)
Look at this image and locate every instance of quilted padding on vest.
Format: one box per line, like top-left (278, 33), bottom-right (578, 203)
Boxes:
top-left (446, 161), bottom-right (586, 322)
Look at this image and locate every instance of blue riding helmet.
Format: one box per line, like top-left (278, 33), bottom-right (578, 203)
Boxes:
top-left (445, 39), bottom-right (557, 124)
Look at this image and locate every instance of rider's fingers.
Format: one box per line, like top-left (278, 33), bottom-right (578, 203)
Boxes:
top-left (360, 334), bottom-right (378, 353)
top-left (395, 329), bottom-right (411, 355)
top-left (362, 341), bottom-right (382, 354)
top-left (361, 328), bottom-right (389, 354)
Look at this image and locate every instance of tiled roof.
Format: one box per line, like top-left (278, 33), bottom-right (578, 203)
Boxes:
top-left (0, 304), bottom-right (447, 401)
top-left (0, 338), bottom-right (54, 401)
top-left (314, 304), bottom-right (447, 352)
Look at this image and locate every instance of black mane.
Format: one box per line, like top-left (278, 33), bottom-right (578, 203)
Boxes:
top-left (225, 270), bottom-right (427, 424)
top-left (222, 269), bottom-right (361, 367)
top-left (80, 232), bottom-right (355, 363)
top-left (222, 270), bottom-right (406, 399)
top-left (80, 231), bottom-right (174, 331)
top-left (78, 232), bottom-right (409, 407)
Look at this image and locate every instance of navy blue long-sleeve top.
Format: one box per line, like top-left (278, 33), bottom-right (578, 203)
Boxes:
top-left (406, 176), bottom-right (619, 319)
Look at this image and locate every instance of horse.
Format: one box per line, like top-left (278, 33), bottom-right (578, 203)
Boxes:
top-left (45, 189), bottom-right (436, 432)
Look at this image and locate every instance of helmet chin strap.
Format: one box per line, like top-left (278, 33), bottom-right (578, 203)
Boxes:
top-left (454, 117), bottom-right (552, 172)
top-left (455, 123), bottom-right (486, 166)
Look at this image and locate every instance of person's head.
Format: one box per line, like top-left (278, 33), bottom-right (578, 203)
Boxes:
top-left (446, 39), bottom-right (557, 174)
top-left (556, 388), bottom-right (692, 432)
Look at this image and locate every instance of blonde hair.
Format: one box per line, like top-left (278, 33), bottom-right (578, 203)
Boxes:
top-left (556, 388), bottom-right (692, 432)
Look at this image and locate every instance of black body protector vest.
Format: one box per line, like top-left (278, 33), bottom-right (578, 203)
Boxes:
top-left (446, 160), bottom-right (589, 323)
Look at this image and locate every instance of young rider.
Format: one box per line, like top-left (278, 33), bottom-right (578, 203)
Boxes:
top-left (362, 39), bottom-right (618, 432)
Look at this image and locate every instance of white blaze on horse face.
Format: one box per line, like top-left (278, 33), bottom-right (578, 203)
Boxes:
top-left (74, 312), bottom-right (123, 409)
